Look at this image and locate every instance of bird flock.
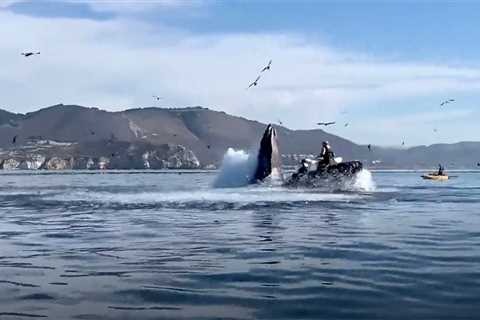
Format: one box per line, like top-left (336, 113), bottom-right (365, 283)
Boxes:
top-left (15, 49), bottom-right (473, 167)
top-left (244, 57), bottom-right (463, 156)
top-left (314, 97), bottom-right (457, 152)
top-left (247, 60), bottom-right (272, 89)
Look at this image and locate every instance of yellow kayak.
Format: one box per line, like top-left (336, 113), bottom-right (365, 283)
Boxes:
top-left (421, 174), bottom-right (449, 181)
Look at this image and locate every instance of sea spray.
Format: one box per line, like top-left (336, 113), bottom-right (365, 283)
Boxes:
top-left (213, 148), bottom-right (258, 188)
top-left (352, 169), bottom-right (376, 192)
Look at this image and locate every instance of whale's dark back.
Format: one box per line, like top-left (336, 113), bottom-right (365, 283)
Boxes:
top-left (252, 124), bottom-right (283, 182)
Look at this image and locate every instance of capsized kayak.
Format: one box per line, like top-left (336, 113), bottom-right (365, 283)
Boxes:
top-left (421, 174), bottom-right (449, 181)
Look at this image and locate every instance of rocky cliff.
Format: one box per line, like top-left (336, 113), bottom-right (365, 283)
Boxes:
top-left (0, 140), bottom-right (200, 170)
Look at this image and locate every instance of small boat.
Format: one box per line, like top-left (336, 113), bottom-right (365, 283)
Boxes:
top-left (421, 173), bottom-right (449, 181)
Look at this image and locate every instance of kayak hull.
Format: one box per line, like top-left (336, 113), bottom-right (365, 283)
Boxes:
top-left (422, 174), bottom-right (449, 181)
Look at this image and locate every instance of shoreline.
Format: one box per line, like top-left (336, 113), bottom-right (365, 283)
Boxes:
top-left (0, 168), bottom-right (479, 174)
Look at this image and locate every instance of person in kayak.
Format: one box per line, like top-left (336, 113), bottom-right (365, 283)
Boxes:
top-left (437, 164), bottom-right (445, 176)
top-left (317, 141), bottom-right (335, 168)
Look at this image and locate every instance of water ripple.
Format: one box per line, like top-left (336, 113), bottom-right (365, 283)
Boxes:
top-left (0, 171), bottom-right (479, 319)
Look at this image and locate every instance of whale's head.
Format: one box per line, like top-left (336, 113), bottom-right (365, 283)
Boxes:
top-left (252, 124), bottom-right (283, 183)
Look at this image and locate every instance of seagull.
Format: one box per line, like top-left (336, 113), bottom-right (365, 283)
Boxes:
top-left (21, 51), bottom-right (40, 57)
top-left (317, 121), bottom-right (336, 126)
top-left (152, 95), bottom-right (162, 101)
top-left (12, 135), bottom-right (17, 144)
top-left (344, 123), bottom-right (349, 127)
top-left (247, 75), bottom-right (261, 89)
top-left (440, 98), bottom-right (455, 107)
top-left (261, 60), bottom-right (272, 72)
top-left (367, 144), bottom-right (372, 152)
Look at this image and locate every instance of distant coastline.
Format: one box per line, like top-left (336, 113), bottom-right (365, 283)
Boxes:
top-left (1, 104), bottom-right (479, 170)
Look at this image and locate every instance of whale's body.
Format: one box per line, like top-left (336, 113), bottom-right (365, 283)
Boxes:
top-left (251, 124), bottom-right (283, 183)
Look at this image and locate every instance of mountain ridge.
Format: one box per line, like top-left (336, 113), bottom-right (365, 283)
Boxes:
top-left (0, 104), bottom-right (478, 169)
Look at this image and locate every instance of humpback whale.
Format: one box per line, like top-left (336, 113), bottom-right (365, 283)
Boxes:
top-left (251, 124), bottom-right (363, 187)
top-left (252, 124), bottom-right (283, 183)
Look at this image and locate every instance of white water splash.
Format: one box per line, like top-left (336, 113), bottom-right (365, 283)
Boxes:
top-left (213, 148), bottom-right (258, 188)
top-left (352, 169), bottom-right (376, 192)
top-left (45, 188), bottom-right (361, 205)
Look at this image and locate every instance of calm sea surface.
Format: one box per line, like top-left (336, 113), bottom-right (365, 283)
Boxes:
top-left (0, 170), bottom-right (479, 319)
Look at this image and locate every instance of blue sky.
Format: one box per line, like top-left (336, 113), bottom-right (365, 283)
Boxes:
top-left (1, 0), bottom-right (479, 146)
top-left (9, 0), bottom-right (480, 62)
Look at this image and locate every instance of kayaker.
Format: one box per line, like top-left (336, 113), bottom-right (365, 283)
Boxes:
top-left (438, 164), bottom-right (445, 176)
top-left (317, 141), bottom-right (335, 167)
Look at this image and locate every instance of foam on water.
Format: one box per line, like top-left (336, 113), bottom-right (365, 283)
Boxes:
top-left (213, 148), bottom-right (258, 188)
top-left (352, 169), bottom-right (376, 192)
top-left (2, 172), bottom-right (480, 320)
top-left (45, 187), bottom-right (361, 205)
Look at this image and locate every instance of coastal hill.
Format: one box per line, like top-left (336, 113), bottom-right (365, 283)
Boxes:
top-left (0, 104), bottom-right (478, 169)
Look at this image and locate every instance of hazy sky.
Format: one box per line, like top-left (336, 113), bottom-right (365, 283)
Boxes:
top-left (1, 0), bottom-right (480, 146)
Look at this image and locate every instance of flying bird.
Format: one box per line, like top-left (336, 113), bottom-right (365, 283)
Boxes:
top-left (344, 123), bottom-right (349, 127)
top-left (317, 122), bottom-right (336, 126)
top-left (261, 60), bottom-right (272, 72)
top-left (152, 95), bottom-right (162, 101)
top-left (90, 130), bottom-right (95, 135)
top-left (440, 99), bottom-right (455, 107)
top-left (12, 135), bottom-right (17, 144)
top-left (21, 51), bottom-right (40, 57)
top-left (278, 119), bottom-right (283, 125)
top-left (402, 141), bottom-right (405, 146)
top-left (247, 75), bottom-right (261, 89)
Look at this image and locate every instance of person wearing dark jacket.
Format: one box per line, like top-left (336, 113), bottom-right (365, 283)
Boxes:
top-left (438, 164), bottom-right (445, 176)
top-left (317, 141), bottom-right (335, 167)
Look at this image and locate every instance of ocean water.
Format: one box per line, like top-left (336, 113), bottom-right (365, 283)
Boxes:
top-left (0, 170), bottom-right (479, 319)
